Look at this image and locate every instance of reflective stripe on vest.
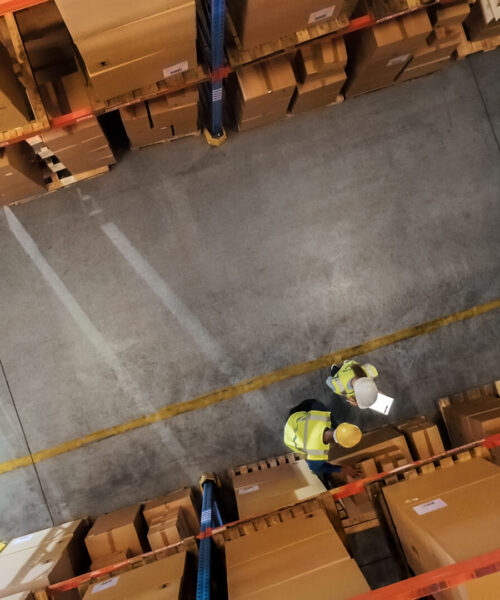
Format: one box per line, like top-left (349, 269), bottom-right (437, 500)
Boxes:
top-left (283, 410), bottom-right (331, 461)
top-left (330, 360), bottom-right (378, 398)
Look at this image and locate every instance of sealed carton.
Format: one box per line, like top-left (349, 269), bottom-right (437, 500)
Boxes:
top-left (329, 425), bottom-right (412, 464)
top-left (1, 592), bottom-right (35, 599)
top-left (231, 459), bottom-right (326, 519)
top-left (0, 43), bottom-right (31, 131)
top-left (147, 506), bottom-right (191, 550)
top-left (143, 487), bottom-right (199, 535)
top-left (227, 0), bottom-right (349, 50)
top-left (0, 143), bottom-right (45, 205)
top-left (83, 551), bottom-right (189, 599)
top-left (3, 519), bottom-right (88, 556)
top-left (237, 112), bottom-right (286, 131)
top-left (226, 510), bottom-right (369, 599)
top-left (90, 551), bottom-right (131, 571)
top-left (443, 396), bottom-right (500, 446)
top-left (397, 419), bottom-right (445, 460)
top-left (464, 1), bottom-right (500, 41)
top-left (85, 505), bottom-right (147, 562)
top-left (294, 37), bottom-right (347, 83)
top-left (432, 1), bottom-right (471, 27)
top-left (290, 71), bottom-right (346, 113)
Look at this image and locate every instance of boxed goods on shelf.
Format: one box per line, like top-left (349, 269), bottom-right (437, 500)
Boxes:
top-left (0, 142), bottom-right (45, 205)
top-left (143, 487), bottom-right (200, 536)
top-left (290, 37), bottom-right (347, 113)
top-left (230, 455), bottom-right (326, 519)
top-left (443, 395), bottom-right (500, 446)
top-left (464, 0), bottom-right (500, 41)
top-left (225, 509), bottom-right (370, 599)
top-left (229, 56), bottom-right (295, 131)
top-left (84, 504), bottom-right (148, 568)
top-left (0, 42), bottom-right (31, 131)
top-left (55, 0), bottom-right (198, 100)
top-left (83, 551), bottom-right (192, 599)
top-left (345, 10), bottom-right (432, 97)
top-left (396, 417), bottom-right (445, 460)
top-left (227, 0), bottom-right (356, 50)
top-left (0, 519), bottom-right (89, 598)
top-left (147, 506), bottom-right (191, 551)
top-left (383, 458), bottom-right (500, 598)
top-left (120, 88), bottom-right (199, 148)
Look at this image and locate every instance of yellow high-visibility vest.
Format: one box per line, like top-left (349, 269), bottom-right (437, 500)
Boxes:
top-left (283, 410), bottom-right (331, 461)
top-left (329, 360), bottom-right (378, 398)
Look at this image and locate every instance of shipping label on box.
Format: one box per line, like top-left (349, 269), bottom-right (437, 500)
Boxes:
top-left (163, 60), bottom-right (189, 78)
top-left (387, 53), bottom-right (411, 66)
top-left (308, 5), bottom-right (336, 24)
top-left (413, 498), bottom-right (447, 515)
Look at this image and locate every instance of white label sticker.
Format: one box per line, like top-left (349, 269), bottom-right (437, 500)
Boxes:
top-left (163, 61), bottom-right (189, 78)
top-left (308, 5), bottom-right (335, 24)
top-left (92, 577), bottom-right (119, 594)
top-left (12, 533), bottom-right (34, 545)
top-left (413, 498), bottom-right (447, 515)
top-left (238, 484), bottom-right (260, 495)
top-left (387, 54), bottom-right (411, 66)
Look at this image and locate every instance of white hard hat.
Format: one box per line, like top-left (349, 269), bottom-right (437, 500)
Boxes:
top-left (353, 377), bottom-right (378, 409)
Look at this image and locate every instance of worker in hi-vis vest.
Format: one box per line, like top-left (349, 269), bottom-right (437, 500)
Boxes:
top-left (326, 359), bottom-right (379, 409)
top-left (284, 399), bottom-right (362, 480)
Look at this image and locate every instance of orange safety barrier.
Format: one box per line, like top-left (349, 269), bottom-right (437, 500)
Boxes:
top-left (350, 547), bottom-right (500, 600)
top-left (0, 0), bottom-right (47, 14)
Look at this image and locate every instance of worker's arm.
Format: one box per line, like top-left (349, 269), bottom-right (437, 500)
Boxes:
top-left (307, 460), bottom-right (342, 474)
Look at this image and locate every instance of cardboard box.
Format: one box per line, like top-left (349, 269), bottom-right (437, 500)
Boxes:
top-left (383, 459), bottom-right (500, 598)
top-left (39, 70), bottom-right (92, 119)
top-left (290, 71), bottom-right (346, 113)
top-left (234, 56), bottom-right (296, 121)
top-left (88, 44), bottom-right (198, 100)
top-left (3, 520), bottom-right (88, 556)
top-left (226, 510), bottom-right (369, 599)
top-left (0, 535), bottom-right (87, 599)
top-left (0, 42), bottom-right (31, 132)
top-left (465, 1), bottom-right (500, 41)
top-left (85, 505), bottom-right (147, 562)
top-left (237, 112), bottom-right (286, 132)
top-left (227, 0), bottom-right (350, 50)
top-left (231, 459), bottom-right (326, 519)
top-left (0, 592), bottom-right (35, 600)
top-left (83, 551), bottom-right (187, 599)
top-left (147, 506), bottom-right (191, 550)
top-left (75, 3), bottom-right (196, 73)
top-left (54, 0), bottom-right (185, 39)
top-left (90, 551), bottom-right (130, 571)
top-left (0, 143), bottom-right (45, 205)
top-left (432, 1), bottom-right (471, 27)
top-left (294, 37), bottom-right (348, 82)
top-left (143, 488), bottom-right (199, 535)
top-left (397, 420), bottom-right (445, 460)
top-left (328, 425), bottom-right (412, 464)
top-left (443, 396), bottom-right (500, 446)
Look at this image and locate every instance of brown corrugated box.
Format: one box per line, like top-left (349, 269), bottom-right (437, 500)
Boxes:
top-left (0, 42), bottom-right (31, 131)
top-left (345, 11), bottom-right (432, 97)
top-left (143, 488), bottom-right (199, 535)
top-left (233, 56), bottom-right (296, 121)
top-left (83, 551), bottom-right (187, 599)
top-left (383, 458), bottom-right (500, 597)
top-left (1, 592), bottom-right (35, 600)
top-left (294, 37), bottom-right (348, 82)
top-left (396, 419), bottom-right (445, 460)
top-left (0, 143), bottom-right (45, 205)
top-left (85, 504), bottom-right (148, 562)
top-left (290, 71), bottom-right (346, 114)
top-left (3, 520), bottom-right (88, 556)
top-left (147, 506), bottom-right (191, 551)
top-left (328, 425), bottom-right (412, 464)
top-left (39, 70), bottom-right (92, 119)
top-left (443, 395), bottom-right (500, 446)
top-left (88, 43), bottom-right (197, 101)
top-left (231, 458), bottom-right (326, 519)
top-left (432, 1), bottom-right (470, 27)
top-left (465, 1), bottom-right (500, 41)
top-left (90, 551), bottom-right (131, 571)
top-left (227, 0), bottom-right (350, 50)
top-left (226, 509), bottom-right (370, 599)
top-left (0, 533), bottom-right (88, 599)
top-left (237, 112), bottom-right (286, 132)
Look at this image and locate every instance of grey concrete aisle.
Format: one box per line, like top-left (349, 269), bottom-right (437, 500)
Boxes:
top-left (0, 51), bottom-right (499, 538)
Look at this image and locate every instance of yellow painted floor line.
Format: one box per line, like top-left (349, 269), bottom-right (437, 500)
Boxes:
top-left (1, 298), bottom-right (499, 476)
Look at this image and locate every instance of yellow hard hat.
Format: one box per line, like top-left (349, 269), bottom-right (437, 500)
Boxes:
top-left (334, 423), bottom-right (362, 448)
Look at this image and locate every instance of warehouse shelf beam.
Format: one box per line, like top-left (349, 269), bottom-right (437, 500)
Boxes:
top-left (205, 0), bottom-right (227, 144)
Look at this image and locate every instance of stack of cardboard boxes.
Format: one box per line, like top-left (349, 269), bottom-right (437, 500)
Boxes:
top-left (464, 0), bottom-right (500, 41)
top-left (291, 37), bottom-right (347, 113)
top-left (230, 457), bottom-right (327, 519)
top-left (54, 0), bottom-right (198, 100)
top-left (0, 519), bottom-right (89, 598)
top-left (443, 395), bottom-right (500, 447)
top-left (396, 417), bottom-right (445, 460)
top-left (0, 143), bottom-right (45, 205)
top-left (225, 509), bottom-right (370, 599)
top-left (398, 1), bottom-right (470, 83)
top-left (227, 0), bottom-right (357, 50)
top-left (143, 488), bottom-right (200, 551)
top-left (231, 56), bottom-right (296, 131)
top-left (120, 88), bottom-right (199, 149)
top-left (0, 42), bottom-right (31, 132)
top-left (345, 10), bottom-right (432, 97)
top-left (384, 458), bottom-right (500, 597)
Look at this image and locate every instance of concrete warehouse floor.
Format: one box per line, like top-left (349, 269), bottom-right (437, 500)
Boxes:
top-left (0, 51), bottom-right (499, 541)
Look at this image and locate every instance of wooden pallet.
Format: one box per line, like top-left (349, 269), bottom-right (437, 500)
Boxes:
top-left (0, 13), bottom-right (49, 145)
top-left (457, 29), bottom-right (500, 58)
top-left (228, 451), bottom-right (303, 478)
top-left (212, 491), bottom-right (343, 549)
top-left (44, 165), bottom-right (110, 192)
top-left (225, 11), bottom-right (350, 69)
